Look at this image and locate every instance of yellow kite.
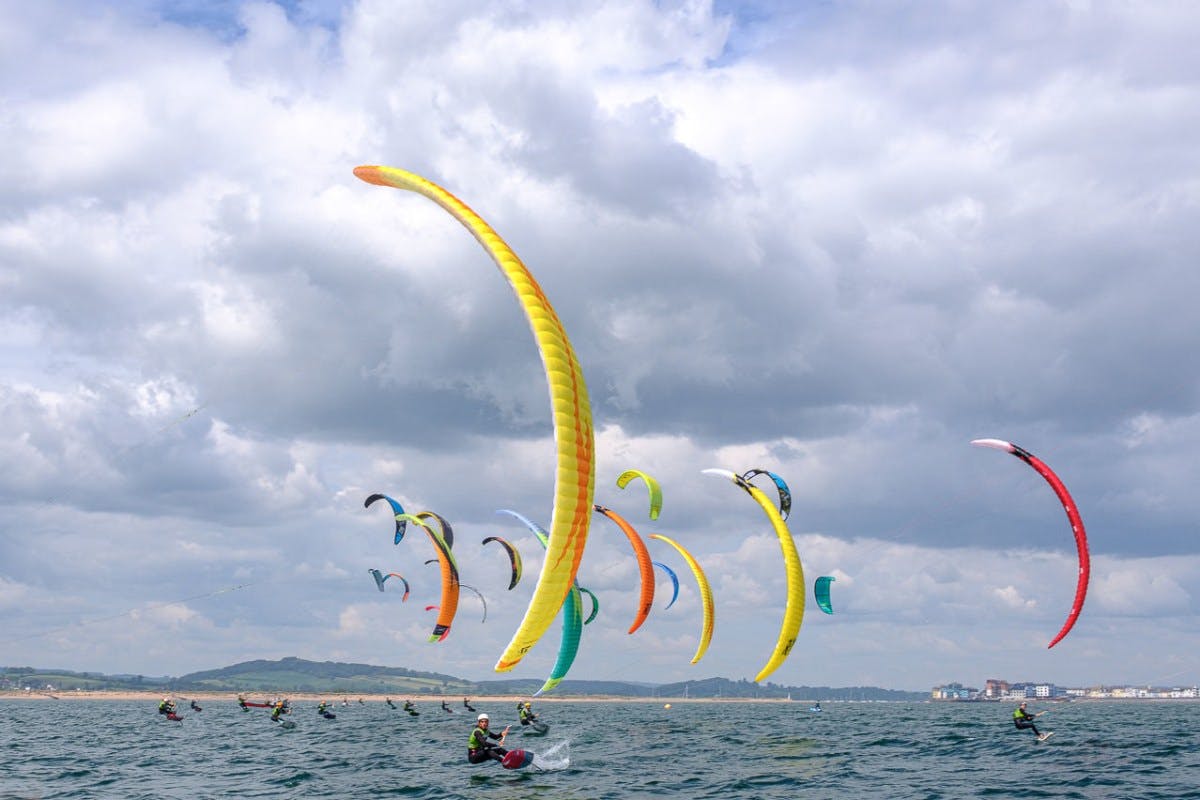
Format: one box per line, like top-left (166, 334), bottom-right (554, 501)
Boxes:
top-left (647, 533), bottom-right (714, 664)
top-left (703, 468), bottom-right (804, 682)
top-left (354, 166), bottom-right (595, 671)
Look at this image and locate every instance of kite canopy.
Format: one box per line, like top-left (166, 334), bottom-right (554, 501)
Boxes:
top-left (814, 576), bottom-right (835, 615)
top-left (397, 513), bottom-right (460, 642)
top-left (703, 468), bottom-right (804, 682)
top-left (416, 510), bottom-right (455, 550)
top-left (368, 569), bottom-right (410, 602)
top-left (579, 586), bottom-right (600, 625)
top-left (648, 534), bottom-right (713, 664)
top-left (593, 505), bottom-right (656, 634)
top-left (355, 166), bottom-right (595, 673)
top-left (615, 469), bottom-right (663, 520)
top-left (369, 568), bottom-right (387, 592)
top-left (496, 509), bottom-right (595, 694)
top-left (482, 536), bottom-right (523, 591)
top-left (388, 573), bottom-right (411, 603)
top-left (365, 493), bottom-right (409, 544)
top-left (653, 561), bottom-right (680, 610)
top-left (460, 584), bottom-right (488, 623)
top-left (741, 469), bottom-right (792, 521)
top-left (971, 438), bottom-right (1090, 648)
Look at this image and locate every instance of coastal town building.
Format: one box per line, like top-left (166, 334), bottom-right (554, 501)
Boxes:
top-left (932, 680), bottom-right (1199, 701)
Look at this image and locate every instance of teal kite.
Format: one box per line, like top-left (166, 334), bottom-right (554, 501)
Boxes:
top-left (814, 576), bottom-right (835, 615)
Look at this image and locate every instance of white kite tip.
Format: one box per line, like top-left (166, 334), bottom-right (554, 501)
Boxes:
top-left (970, 438), bottom-right (1014, 452)
top-left (701, 468), bottom-right (737, 480)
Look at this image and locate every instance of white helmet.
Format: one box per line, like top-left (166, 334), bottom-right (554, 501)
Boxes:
top-left (477, 713), bottom-right (489, 721)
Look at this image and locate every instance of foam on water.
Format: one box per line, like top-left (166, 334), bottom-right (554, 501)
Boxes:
top-left (532, 739), bottom-right (570, 771)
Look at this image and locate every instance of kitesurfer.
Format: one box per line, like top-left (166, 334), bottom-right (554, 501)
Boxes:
top-left (271, 701), bottom-right (287, 723)
top-left (442, 700), bottom-right (453, 713)
top-left (237, 694), bottom-right (248, 711)
top-left (386, 698), bottom-right (396, 709)
top-left (1013, 702), bottom-right (1047, 740)
top-left (157, 697), bottom-right (176, 716)
top-left (517, 701), bottom-right (538, 726)
top-left (190, 700), bottom-right (202, 712)
top-left (467, 713), bottom-right (510, 764)
top-left (463, 697), bottom-right (476, 712)
top-left (318, 701), bottom-right (328, 715)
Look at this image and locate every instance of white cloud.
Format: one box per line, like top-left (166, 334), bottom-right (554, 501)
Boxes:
top-left (1092, 561), bottom-right (1193, 616)
top-left (0, 576), bottom-right (29, 610)
top-left (993, 585), bottom-right (1037, 611)
top-left (132, 603), bottom-right (203, 628)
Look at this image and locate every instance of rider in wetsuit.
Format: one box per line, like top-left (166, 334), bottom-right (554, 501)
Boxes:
top-left (463, 697), bottom-right (476, 712)
top-left (158, 697), bottom-right (176, 716)
top-left (518, 702), bottom-right (538, 726)
top-left (441, 700), bottom-right (453, 713)
top-left (1013, 702), bottom-right (1044, 739)
top-left (466, 713), bottom-right (510, 764)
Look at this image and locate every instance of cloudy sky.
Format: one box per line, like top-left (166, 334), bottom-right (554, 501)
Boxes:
top-left (2, 0), bottom-right (1198, 692)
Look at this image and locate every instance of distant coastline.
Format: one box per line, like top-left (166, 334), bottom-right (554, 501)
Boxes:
top-left (5, 689), bottom-right (1196, 705)
top-left (2, 657), bottom-right (928, 701)
top-left (0, 690), bottom-right (820, 703)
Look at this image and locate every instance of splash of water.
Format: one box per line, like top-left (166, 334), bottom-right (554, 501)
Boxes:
top-left (532, 739), bottom-right (570, 771)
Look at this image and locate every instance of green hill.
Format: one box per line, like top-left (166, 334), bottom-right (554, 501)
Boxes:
top-left (4, 658), bottom-right (926, 700)
top-left (176, 657), bottom-right (474, 694)
top-left (1, 667), bottom-right (172, 691)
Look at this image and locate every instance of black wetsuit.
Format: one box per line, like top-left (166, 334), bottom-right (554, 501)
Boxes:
top-left (467, 725), bottom-right (507, 764)
top-left (1013, 707), bottom-right (1041, 737)
top-left (463, 698), bottom-right (476, 712)
top-left (442, 701), bottom-right (453, 713)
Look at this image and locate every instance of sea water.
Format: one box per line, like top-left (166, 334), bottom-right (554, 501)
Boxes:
top-left (2, 699), bottom-right (1196, 799)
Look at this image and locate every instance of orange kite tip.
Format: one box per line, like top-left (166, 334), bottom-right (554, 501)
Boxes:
top-left (353, 165), bottom-right (387, 185)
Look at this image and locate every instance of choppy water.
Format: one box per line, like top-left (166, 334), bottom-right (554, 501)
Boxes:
top-left (2, 699), bottom-right (1197, 799)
